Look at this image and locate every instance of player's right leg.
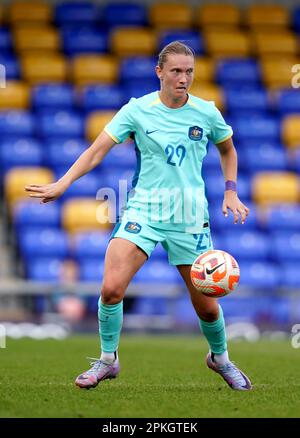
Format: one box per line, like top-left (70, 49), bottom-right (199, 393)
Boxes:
top-left (75, 237), bottom-right (148, 389)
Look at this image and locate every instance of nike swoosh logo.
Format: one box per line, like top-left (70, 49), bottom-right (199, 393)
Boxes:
top-left (206, 262), bottom-right (225, 275)
top-left (146, 129), bottom-right (159, 135)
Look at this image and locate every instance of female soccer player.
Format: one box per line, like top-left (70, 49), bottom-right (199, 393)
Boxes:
top-left (26, 41), bottom-right (252, 391)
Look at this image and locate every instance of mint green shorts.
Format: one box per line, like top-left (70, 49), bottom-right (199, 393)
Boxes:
top-left (110, 220), bottom-right (213, 265)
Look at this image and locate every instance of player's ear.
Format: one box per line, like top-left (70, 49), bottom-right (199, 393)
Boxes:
top-left (155, 65), bottom-right (162, 80)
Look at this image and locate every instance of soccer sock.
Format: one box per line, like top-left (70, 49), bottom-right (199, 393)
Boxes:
top-left (199, 304), bottom-right (228, 357)
top-left (98, 298), bottom-right (123, 356)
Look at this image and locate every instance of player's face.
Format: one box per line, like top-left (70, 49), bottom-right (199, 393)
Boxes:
top-left (156, 54), bottom-right (194, 104)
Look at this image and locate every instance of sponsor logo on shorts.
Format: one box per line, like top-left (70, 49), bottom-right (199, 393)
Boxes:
top-left (188, 126), bottom-right (203, 141)
top-left (124, 222), bottom-right (142, 234)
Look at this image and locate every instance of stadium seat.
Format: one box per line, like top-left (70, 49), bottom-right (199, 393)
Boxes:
top-left (71, 55), bottom-right (118, 86)
top-left (196, 4), bottom-right (241, 28)
top-left (189, 83), bottom-right (224, 112)
top-left (132, 261), bottom-right (181, 284)
top-left (122, 79), bottom-right (160, 102)
top-left (47, 139), bottom-right (88, 170)
top-left (252, 171), bottom-right (300, 205)
top-left (85, 111), bottom-right (116, 143)
top-left (0, 5), bottom-right (4, 25)
top-left (0, 28), bottom-right (13, 52)
top-left (260, 56), bottom-right (300, 89)
top-left (224, 86), bottom-right (269, 115)
top-left (79, 258), bottom-right (104, 282)
top-left (204, 30), bottom-right (250, 58)
top-left (26, 258), bottom-right (64, 282)
top-left (238, 261), bottom-right (279, 289)
top-left (204, 170), bottom-right (251, 203)
top-left (62, 198), bottom-right (111, 233)
top-left (13, 25), bottom-right (61, 53)
top-left (8, 1), bottom-right (53, 25)
top-left (158, 30), bottom-right (204, 55)
top-left (103, 3), bottom-right (147, 27)
top-left (149, 3), bottom-right (192, 29)
top-left (110, 27), bottom-right (156, 57)
top-left (279, 263), bottom-right (300, 288)
top-left (275, 89), bottom-right (300, 116)
top-left (0, 138), bottom-right (43, 171)
top-left (130, 296), bottom-right (169, 316)
top-left (289, 148), bottom-right (300, 173)
top-left (101, 167), bottom-right (134, 193)
top-left (119, 56), bottom-right (156, 82)
top-left (0, 110), bottom-right (34, 137)
top-left (60, 173), bottom-right (100, 200)
top-left (19, 227), bottom-right (69, 259)
top-left (241, 142), bottom-right (288, 173)
top-left (271, 231), bottom-right (300, 263)
top-left (100, 142), bottom-right (136, 169)
top-left (193, 57), bottom-right (215, 84)
top-left (216, 59), bottom-right (260, 86)
top-left (55, 2), bottom-right (98, 26)
top-left (79, 85), bottom-right (125, 112)
top-left (282, 115), bottom-right (300, 148)
top-left (229, 114), bottom-right (280, 142)
top-left (5, 167), bottom-right (54, 206)
top-left (61, 27), bottom-right (108, 55)
top-left (262, 204), bottom-right (300, 232)
top-left (0, 54), bottom-right (20, 79)
top-left (37, 111), bottom-right (84, 139)
top-left (252, 31), bottom-right (298, 57)
top-left (209, 202), bottom-right (259, 232)
top-left (32, 84), bottom-right (75, 110)
top-left (293, 7), bottom-right (300, 32)
top-left (0, 81), bottom-right (29, 110)
top-left (13, 200), bottom-right (61, 229)
top-left (71, 231), bottom-right (110, 260)
top-left (245, 5), bottom-right (290, 29)
top-left (222, 230), bottom-right (270, 261)
top-left (20, 54), bottom-right (67, 84)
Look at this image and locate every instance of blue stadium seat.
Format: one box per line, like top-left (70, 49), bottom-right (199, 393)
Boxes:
top-left (239, 261), bottom-right (279, 288)
top-left (72, 231), bottom-right (110, 260)
top-left (32, 84), bottom-right (75, 111)
top-left (60, 173), bottom-right (100, 200)
top-left (14, 201), bottom-right (61, 229)
top-left (0, 111), bottom-right (34, 137)
top-left (101, 167), bottom-right (135, 193)
top-left (0, 28), bottom-right (13, 52)
top-left (263, 205), bottom-right (300, 232)
top-left (103, 3), bottom-right (147, 26)
top-left (173, 296), bottom-right (198, 326)
top-left (47, 139), bottom-right (88, 170)
top-left (204, 169), bottom-right (251, 203)
top-left (293, 7), bottom-right (300, 32)
top-left (19, 228), bottom-right (69, 259)
top-left (0, 138), bottom-right (43, 171)
top-left (119, 57), bottom-right (157, 82)
top-left (37, 111), bottom-right (84, 139)
top-left (26, 258), bottom-right (64, 282)
top-left (100, 143), bottom-right (136, 169)
top-left (289, 148), bottom-right (300, 173)
top-left (159, 30), bottom-right (204, 54)
top-left (222, 230), bottom-right (270, 261)
top-left (276, 89), bottom-right (300, 115)
top-left (228, 115), bottom-right (280, 142)
top-left (279, 263), bottom-right (300, 287)
top-left (132, 260), bottom-right (182, 284)
top-left (216, 59), bottom-right (260, 86)
top-left (61, 26), bottom-right (108, 55)
top-left (130, 296), bottom-right (169, 315)
top-left (80, 85), bottom-right (125, 111)
top-left (270, 231), bottom-right (300, 263)
top-left (202, 142), bottom-right (221, 172)
top-left (224, 86), bottom-right (269, 115)
top-left (123, 79), bottom-right (160, 102)
top-left (79, 258), bottom-right (105, 281)
top-left (242, 142), bottom-right (288, 173)
top-left (55, 2), bottom-right (98, 25)
top-left (0, 54), bottom-right (20, 79)
top-left (150, 243), bottom-right (168, 261)
top-left (209, 202), bottom-right (259, 232)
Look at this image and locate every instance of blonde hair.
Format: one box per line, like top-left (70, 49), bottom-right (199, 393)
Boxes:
top-left (158, 41), bottom-right (194, 69)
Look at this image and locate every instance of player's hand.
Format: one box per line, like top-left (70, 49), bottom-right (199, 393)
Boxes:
top-left (24, 180), bottom-right (68, 204)
top-left (222, 191), bottom-right (250, 224)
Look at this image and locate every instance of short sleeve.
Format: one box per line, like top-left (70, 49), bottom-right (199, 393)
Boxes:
top-left (209, 105), bottom-right (233, 144)
top-left (104, 99), bottom-right (136, 144)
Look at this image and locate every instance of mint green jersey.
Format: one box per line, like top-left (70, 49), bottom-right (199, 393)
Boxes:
top-left (105, 91), bottom-right (233, 233)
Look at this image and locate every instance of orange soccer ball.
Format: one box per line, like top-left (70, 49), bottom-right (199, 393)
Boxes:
top-left (190, 249), bottom-right (240, 297)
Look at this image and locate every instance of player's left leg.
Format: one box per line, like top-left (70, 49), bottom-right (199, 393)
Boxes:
top-left (176, 265), bottom-right (252, 391)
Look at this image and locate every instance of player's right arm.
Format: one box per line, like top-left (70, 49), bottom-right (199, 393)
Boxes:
top-left (25, 130), bottom-right (116, 203)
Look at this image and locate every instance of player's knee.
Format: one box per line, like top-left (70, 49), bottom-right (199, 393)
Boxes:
top-left (198, 308), bottom-right (219, 322)
top-left (101, 282), bottom-right (124, 305)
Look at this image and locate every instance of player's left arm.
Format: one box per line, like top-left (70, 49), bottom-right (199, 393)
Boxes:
top-left (215, 137), bottom-right (250, 224)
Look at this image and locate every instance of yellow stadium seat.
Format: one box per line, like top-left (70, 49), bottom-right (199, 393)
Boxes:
top-left (189, 83), bottom-right (224, 112)
top-left (9, 1), bottom-right (52, 25)
top-left (0, 5), bottom-right (5, 24)
top-left (149, 3), bottom-right (192, 29)
top-left (13, 25), bottom-right (60, 53)
top-left (260, 56), bottom-right (300, 89)
top-left (86, 111), bottom-right (116, 143)
top-left (245, 5), bottom-right (289, 29)
top-left (0, 81), bottom-right (30, 110)
top-left (5, 167), bottom-right (54, 207)
top-left (282, 115), bottom-right (300, 149)
top-left (62, 199), bottom-right (111, 234)
top-left (196, 4), bottom-right (241, 28)
top-left (204, 30), bottom-right (250, 58)
top-left (111, 27), bottom-right (156, 57)
top-left (72, 55), bottom-right (118, 86)
top-left (20, 54), bottom-right (67, 84)
top-left (193, 57), bottom-right (215, 84)
top-left (252, 31), bottom-right (298, 57)
top-left (252, 172), bottom-right (300, 205)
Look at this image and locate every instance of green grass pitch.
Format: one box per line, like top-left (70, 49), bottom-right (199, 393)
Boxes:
top-left (1, 335), bottom-right (300, 418)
